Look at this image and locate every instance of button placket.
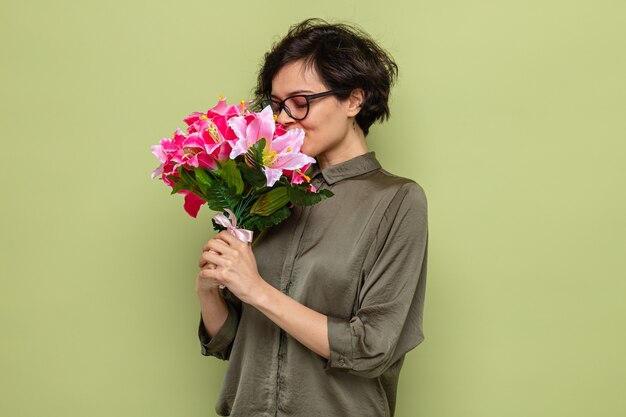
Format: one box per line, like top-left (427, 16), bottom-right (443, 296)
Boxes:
top-left (274, 197), bottom-right (314, 416)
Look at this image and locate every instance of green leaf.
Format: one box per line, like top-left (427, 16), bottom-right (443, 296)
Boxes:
top-left (194, 167), bottom-right (214, 186)
top-left (250, 187), bottom-right (289, 216)
top-left (317, 189), bottom-right (334, 199)
top-left (195, 182), bottom-right (211, 199)
top-left (166, 171), bottom-right (192, 195)
top-left (217, 160), bottom-right (244, 195)
top-left (245, 138), bottom-right (266, 169)
top-left (203, 179), bottom-right (241, 212)
top-left (287, 185), bottom-right (334, 206)
top-left (247, 206), bottom-right (291, 232)
top-left (170, 180), bottom-right (188, 195)
top-left (238, 161), bottom-right (267, 189)
top-left (211, 218), bottom-right (227, 233)
top-left (179, 167), bottom-right (196, 185)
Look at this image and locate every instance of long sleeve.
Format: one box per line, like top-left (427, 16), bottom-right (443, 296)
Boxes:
top-left (198, 288), bottom-right (242, 360)
top-left (325, 182), bottom-right (429, 378)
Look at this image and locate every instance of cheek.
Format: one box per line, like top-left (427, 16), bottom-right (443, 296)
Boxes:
top-left (300, 130), bottom-right (319, 157)
top-left (297, 111), bottom-right (337, 154)
top-left (298, 122), bottom-right (316, 144)
top-left (300, 134), bottom-right (315, 153)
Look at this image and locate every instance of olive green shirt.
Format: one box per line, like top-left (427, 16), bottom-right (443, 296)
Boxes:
top-left (199, 151), bottom-right (429, 417)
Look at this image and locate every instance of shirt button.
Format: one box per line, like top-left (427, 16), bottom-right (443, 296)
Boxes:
top-left (339, 358), bottom-right (345, 367)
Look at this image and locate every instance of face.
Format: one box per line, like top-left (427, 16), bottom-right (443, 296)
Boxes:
top-left (271, 60), bottom-right (355, 159)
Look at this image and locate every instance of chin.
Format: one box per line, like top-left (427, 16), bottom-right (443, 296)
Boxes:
top-left (301, 144), bottom-right (317, 158)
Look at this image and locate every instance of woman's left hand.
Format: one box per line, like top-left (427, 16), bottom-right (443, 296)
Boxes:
top-left (200, 230), bottom-right (266, 304)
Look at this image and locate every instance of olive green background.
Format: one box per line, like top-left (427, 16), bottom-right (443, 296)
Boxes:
top-left (1, 0), bottom-right (624, 416)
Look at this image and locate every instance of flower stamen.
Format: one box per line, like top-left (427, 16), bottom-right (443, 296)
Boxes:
top-left (296, 169), bottom-right (310, 182)
top-left (182, 146), bottom-right (201, 159)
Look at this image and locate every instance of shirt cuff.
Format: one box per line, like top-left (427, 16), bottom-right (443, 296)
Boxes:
top-left (198, 301), bottom-right (239, 360)
top-left (325, 316), bottom-right (354, 371)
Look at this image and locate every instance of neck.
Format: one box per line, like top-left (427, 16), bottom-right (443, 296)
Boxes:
top-left (316, 123), bottom-right (368, 170)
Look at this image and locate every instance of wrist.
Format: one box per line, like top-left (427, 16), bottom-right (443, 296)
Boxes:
top-left (248, 278), bottom-right (274, 310)
top-left (196, 285), bottom-right (222, 301)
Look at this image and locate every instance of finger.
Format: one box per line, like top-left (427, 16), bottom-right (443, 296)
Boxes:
top-left (202, 250), bottom-right (225, 268)
top-left (215, 230), bottom-right (249, 248)
top-left (199, 248), bottom-right (226, 268)
top-left (199, 258), bottom-right (216, 269)
top-left (202, 237), bottom-right (231, 253)
top-left (201, 248), bottom-right (234, 270)
top-left (198, 249), bottom-right (218, 268)
top-left (199, 241), bottom-right (233, 268)
top-left (199, 269), bottom-right (228, 290)
top-left (199, 252), bottom-right (208, 268)
top-left (198, 268), bottom-right (222, 284)
top-left (204, 240), bottom-right (234, 255)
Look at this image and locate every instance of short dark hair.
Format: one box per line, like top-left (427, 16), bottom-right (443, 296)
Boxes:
top-left (253, 18), bottom-right (398, 136)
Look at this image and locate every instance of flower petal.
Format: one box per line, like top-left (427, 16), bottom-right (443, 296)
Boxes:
top-left (212, 141), bottom-right (233, 162)
top-left (197, 153), bottom-right (217, 170)
top-left (245, 106), bottom-right (275, 145)
top-left (271, 128), bottom-right (305, 153)
top-left (183, 133), bottom-right (204, 149)
top-left (151, 144), bottom-right (168, 163)
top-left (151, 164), bottom-right (164, 179)
top-left (229, 138), bottom-right (249, 159)
top-left (209, 99), bottom-right (229, 115)
top-left (271, 152), bottom-right (316, 171)
top-left (263, 167), bottom-right (283, 187)
top-left (182, 191), bottom-right (205, 218)
top-left (228, 116), bottom-right (249, 143)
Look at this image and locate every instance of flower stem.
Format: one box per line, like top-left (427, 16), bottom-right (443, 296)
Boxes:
top-left (251, 228), bottom-right (268, 248)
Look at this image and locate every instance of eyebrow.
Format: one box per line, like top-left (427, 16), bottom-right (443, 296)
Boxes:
top-left (270, 89), bottom-right (315, 99)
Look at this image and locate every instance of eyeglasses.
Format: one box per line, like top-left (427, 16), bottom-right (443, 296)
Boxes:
top-left (267, 89), bottom-right (351, 121)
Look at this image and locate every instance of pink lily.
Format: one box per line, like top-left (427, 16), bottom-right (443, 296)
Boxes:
top-left (151, 129), bottom-right (188, 179)
top-left (228, 106), bottom-right (316, 187)
top-left (151, 128), bottom-right (219, 184)
top-left (175, 134), bottom-right (219, 170)
top-left (185, 99), bottom-right (247, 144)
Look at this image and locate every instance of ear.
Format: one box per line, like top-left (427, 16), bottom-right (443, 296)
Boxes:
top-left (346, 88), bottom-right (365, 117)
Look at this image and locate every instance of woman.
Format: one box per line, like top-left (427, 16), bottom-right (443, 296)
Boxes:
top-left (196, 18), bottom-right (429, 417)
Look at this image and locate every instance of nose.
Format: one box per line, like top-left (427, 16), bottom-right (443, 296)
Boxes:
top-left (276, 107), bottom-right (295, 126)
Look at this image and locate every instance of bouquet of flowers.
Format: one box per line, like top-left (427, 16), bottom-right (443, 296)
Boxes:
top-left (151, 98), bottom-right (333, 244)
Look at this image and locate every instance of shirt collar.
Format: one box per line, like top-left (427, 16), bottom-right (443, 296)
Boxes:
top-left (309, 151), bottom-right (382, 185)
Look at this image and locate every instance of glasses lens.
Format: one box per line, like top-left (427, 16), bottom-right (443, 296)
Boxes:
top-left (268, 100), bottom-right (281, 114)
top-left (284, 96), bottom-right (308, 120)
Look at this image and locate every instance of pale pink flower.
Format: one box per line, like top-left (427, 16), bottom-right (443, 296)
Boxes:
top-left (228, 106), bottom-right (315, 187)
